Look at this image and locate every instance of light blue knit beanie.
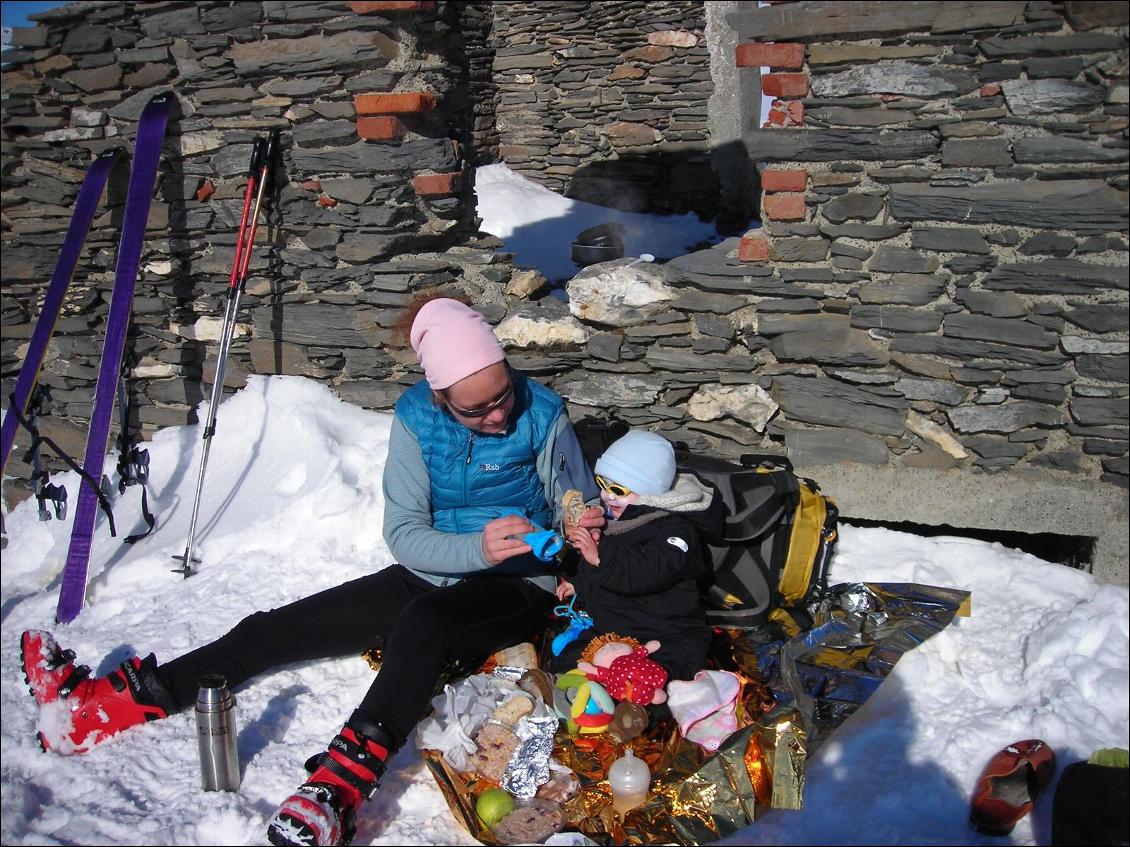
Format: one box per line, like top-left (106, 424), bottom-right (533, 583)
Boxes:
top-left (594, 430), bottom-right (676, 495)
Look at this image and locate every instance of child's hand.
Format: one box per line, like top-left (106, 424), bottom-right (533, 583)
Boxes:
top-left (578, 505), bottom-right (605, 543)
top-left (555, 580), bottom-right (575, 601)
top-left (566, 527), bottom-right (600, 567)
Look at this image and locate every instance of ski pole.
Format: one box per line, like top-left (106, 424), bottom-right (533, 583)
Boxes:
top-left (209, 129), bottom-right (279, 417)
top-left (175, 137), bottom-right (266, 576)
top-left (226, 138), bottom-right (265, 293)
top-left (235, 128), bottom-right (279, 287)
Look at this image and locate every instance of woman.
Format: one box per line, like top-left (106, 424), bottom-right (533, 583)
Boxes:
top-left (20, 296), bottom-right (601, 847)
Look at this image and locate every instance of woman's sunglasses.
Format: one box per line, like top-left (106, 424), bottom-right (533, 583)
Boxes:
top-left (595, 474), bottom-right (632, 497)
top-left (445, 379), bottom-right (514, 419)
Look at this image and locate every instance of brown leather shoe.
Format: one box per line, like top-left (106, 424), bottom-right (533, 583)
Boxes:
top-left (970, 739), bottom-right (1057, 836)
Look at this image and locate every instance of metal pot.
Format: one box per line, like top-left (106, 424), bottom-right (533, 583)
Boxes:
top-left (571, 222), bottom-right (625, 267)
top-left (571, 243), bottom-right (624, 266)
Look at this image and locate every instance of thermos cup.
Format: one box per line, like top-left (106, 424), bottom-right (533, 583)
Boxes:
top-left (195, 674), bottom-right (240, 791)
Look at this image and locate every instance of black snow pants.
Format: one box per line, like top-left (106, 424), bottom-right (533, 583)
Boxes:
top-left (154, 564), bottom-right (555, 748)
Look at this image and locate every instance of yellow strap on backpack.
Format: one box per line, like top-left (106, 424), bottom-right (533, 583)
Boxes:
top-left (768, 607), bottom-right (802, 637)
top-left (778, 481), bottom-right (827, 606)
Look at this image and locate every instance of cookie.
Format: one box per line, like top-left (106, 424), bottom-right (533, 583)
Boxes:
top-left (491, 797), bottom-right (565, 845)
top-left (518, 668), bottom-right (554, 705)
top-left (491, 694), bottom-right (534, 726)
top-left (470, 722), bottom-right (520, 783)
top-left (535, 766), bottom-right (579, 804)
top-left (493, 642), bottom-right (539, 671)
top-left (561, 489), bottom-right (587, 535)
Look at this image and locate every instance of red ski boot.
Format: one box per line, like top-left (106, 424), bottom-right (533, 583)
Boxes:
top-left (21, 630), bottom-right (91, 705)
top-left (37, 653), bottom-right (175, 755)
top-left (267, 714), bottom-right (398, 846)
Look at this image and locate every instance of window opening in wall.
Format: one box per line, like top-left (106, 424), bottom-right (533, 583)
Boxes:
top-left (473, 162), bottom-right (732, 286)
top-left (845, 518), bottom-right (1096, 572)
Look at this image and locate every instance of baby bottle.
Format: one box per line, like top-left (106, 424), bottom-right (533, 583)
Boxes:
top-left (608, 747), bottom-right (650, 816)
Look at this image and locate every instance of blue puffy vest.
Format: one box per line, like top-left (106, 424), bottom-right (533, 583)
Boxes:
top-left (395, 371), bottom-right (563, 533)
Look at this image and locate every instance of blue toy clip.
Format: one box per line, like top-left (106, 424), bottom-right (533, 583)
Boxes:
top-left (501, 509), bottom-right (564, 561)
top-left (551, 594), bottom-right (593, 656)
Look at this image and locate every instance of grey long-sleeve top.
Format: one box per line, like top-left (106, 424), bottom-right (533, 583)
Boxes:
top-left (381, 412), bottom-right (597, 592)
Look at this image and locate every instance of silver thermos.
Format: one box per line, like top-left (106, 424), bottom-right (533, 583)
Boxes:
top-left (195, 674), bottom-right (241, 791)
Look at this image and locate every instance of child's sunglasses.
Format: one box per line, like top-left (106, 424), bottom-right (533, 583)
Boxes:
top-left (595, 474), bottom-right (632, 497)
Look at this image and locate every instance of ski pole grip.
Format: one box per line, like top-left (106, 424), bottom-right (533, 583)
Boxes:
top-left (261, 129), bottom-right (280, 182)
top-left (247, 138), bottom-right (265, 177)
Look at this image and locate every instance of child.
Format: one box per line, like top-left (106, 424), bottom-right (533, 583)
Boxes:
top-left (550, 430), bottom-right (724, 683)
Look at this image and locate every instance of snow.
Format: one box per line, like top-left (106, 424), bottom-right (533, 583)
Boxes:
top-left (3, 376), bottom-right (1127, 846)
top-left (474, 162), bottom-right (726, 283)
top-left (2, 164), bottom-right (1127, 845)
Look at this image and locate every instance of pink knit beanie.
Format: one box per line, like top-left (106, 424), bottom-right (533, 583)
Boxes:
top-left (409, 298), bottom-right (506, 390)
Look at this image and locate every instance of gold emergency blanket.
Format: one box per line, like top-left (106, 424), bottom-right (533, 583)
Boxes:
top-left (423, 581), bottom-right (970, 845)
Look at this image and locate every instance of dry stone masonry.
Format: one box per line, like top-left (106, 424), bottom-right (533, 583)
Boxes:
top-left (1, 0), bottom-right (1127, 582)
top-left (721, 1), bottom-right (1127, 492)
top-left (484, 1), bottom-right (718, 219)
top-left (3, 0), bottom-right (493, 480)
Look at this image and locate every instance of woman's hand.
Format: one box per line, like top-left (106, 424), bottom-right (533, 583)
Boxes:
top-left (566, 526), bottom-right (600, 567)
top-left (555, 580), bottom-right (576, 601)
top-left (481, 514), bottom-right (535, 565)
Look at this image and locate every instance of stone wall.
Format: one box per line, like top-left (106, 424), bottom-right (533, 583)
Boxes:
top-left (487, 0), bottom-right (1128, 582)
top-left (2, 0), bottom-right (499, 491)
top-left (484, 1), bottom-right (720, 218)
top-left (2, 0), bottom-right (726, 508)
top-left (718, 0), bottom-right (1129, 489)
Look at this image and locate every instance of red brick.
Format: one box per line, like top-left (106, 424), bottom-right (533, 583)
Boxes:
top-left (980, 83), bottom-right (1002, 97)
top-left (195, 179), bottom-right (215, 202)
top-left (354, 92), bottom-right (436, 115)
top-left (412, 172), bottom-right (462, 196)
top-left (738, 232), bottom-right (769, 262)
top-left (763, 194), bottom-right (806, 221)
top-left (349, 1), bottom-right (436, 13)
top-left (760, 169), bottom-right (807, 193)
top-left (762, 73), bottom-right (808, 98)
top-left (735, 42), bottom-right (804, 69)
top-left (357, 115), bottom-right (411, 141)
top-left (765, 98), bottom-right (805, 128)
top-left (300, 178), bottom-right (322, 192)
top-left (317, 194), bottom-right (338, 208)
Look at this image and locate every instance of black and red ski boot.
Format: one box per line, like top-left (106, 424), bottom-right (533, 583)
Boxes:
top-left (21, 630), bottom-right (91, 705)
top-left (267, 714), bottom-right (397, 846)
top-left (37, 653), bottom-right (175, 754)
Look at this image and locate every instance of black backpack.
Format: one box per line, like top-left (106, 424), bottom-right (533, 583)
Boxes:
top-left (572, 415), bottom-right (839, 633)
top-left (675, 450), bottom-right (838, 633)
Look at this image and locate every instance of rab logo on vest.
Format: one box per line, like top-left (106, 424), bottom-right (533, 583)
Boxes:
top-left (479, 463), bottom-right (501, 472)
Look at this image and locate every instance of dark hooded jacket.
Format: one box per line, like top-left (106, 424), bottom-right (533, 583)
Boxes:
top-left (550, 473), bottom-right (725, 680)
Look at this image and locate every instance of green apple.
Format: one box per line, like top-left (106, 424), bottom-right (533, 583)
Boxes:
top-left (475, 787), bottom-right (516, 828)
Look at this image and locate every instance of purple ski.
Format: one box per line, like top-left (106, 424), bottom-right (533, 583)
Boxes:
top-left (1, 146), bottom-right (121, 475)
top-left (57, 93), bottom-right (173, 624)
